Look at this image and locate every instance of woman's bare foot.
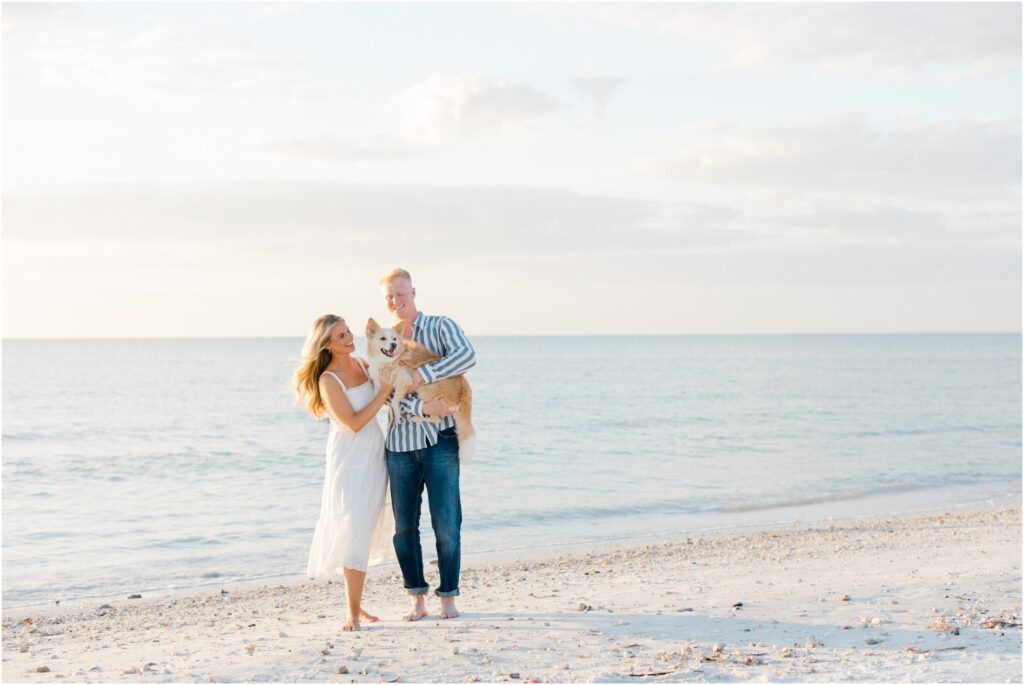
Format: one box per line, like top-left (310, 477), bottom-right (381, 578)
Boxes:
top-left (402, 595), bottom-right (428, 622)
top-left (439, 596), bottom-right (460, 619)
top-left (342, 615), bottom-right (360, 632)
top-left (359, 609), bottom-right (379, 623)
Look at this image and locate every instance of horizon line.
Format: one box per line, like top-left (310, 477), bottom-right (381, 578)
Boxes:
top-left (2, 331), bottom-right (1021, 342)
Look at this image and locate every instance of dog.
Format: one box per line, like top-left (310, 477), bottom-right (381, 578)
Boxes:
top-left (364, 318), bottom-right (476, 463)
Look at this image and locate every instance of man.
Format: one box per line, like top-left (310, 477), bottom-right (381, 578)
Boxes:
top-left (379, 268), bottom-right (475, 620)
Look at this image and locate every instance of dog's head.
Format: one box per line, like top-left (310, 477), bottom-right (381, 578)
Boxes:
top-left (366, 317), bottom-right (406, 362)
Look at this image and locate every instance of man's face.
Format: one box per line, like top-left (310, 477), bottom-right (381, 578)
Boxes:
top-left (383, 278), bottom-right (416, 321)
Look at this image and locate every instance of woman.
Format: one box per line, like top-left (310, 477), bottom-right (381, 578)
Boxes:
top-left (293, 314), bottom-right (396, 631)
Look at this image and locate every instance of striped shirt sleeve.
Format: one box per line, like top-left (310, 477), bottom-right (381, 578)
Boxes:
top-left (398, 395), bottom-right (424, 418)
top-left (385, 312), bottom-right (471, 451)
top-left (418, 316), bottom-right (476, 383)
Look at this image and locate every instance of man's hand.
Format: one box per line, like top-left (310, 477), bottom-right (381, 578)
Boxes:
top-left (422, 396), bottom-right (453, 417)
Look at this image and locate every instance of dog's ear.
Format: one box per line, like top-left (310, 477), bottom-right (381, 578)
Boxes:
top-left (366, 318), bottom-right (379, 334)
top-left (393, 320), bottom-right (405, 336)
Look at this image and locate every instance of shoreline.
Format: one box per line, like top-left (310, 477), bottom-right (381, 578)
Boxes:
top-left (3, 502), bottom-right (1020, 682)
top-left (4, 479), bottom-right (1018, 615)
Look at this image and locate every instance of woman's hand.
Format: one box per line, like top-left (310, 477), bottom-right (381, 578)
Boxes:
top-left (378, 366), bottom-right (397, 394)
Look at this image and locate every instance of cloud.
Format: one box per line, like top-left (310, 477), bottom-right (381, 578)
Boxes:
top-left (2, 2), bottom-right (73, 34)
top-left (566, 76), bottom-right (627, 118)
top-left (954, 208), bottom-right (1023, 243)
top-left (253, 3), bottom-right (301, 20)
top-left (255, 72), bottom-right (564, 163)
top-left (256, 135), bottom-right (432, 162)
top-left (761, 201), bottom-right (1021, 248)
top-left (4, 179), bottom-right (1014, 269)
top-left (5, 181), bottom-right (1017, 336)
top-left (632, 115), bottom-right (1021, 201)
top-left (564, 3), bottom-right (1021, 76)
top-left (0, 181), bottom-right (757, 267)
top-left (28, 26), bottom-right (318, 104)
top-left (392, 73), bottom-right (563, 143)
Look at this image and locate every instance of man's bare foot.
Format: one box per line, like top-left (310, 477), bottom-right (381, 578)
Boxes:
top-left (402, 596), bottom-right (428, 622)
top-left (439, 596), bottom-right (460, 619)
top-left (342, 615), bottom-right (360, 632)
top-left (359, 609), bottom-right (379, 623)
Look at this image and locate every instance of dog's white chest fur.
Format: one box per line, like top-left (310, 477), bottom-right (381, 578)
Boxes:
top-left (366, 356), bottom-right (419, 421)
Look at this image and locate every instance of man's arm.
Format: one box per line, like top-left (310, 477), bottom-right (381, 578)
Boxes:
top-left (398, 394), bottom-right (424, 419)
top-left (398, 395), bottom-right (452, 419)
top-left (417, 317), bottom-right (476, 384)
top-left (397, 317), bottom-right (474, 419)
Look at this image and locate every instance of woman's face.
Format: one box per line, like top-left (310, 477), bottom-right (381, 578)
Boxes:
top-left (326, 320), bottom-right (356, 357)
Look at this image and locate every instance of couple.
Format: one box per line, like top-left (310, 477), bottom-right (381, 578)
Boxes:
top-left (292, 268), bottom-right (475, 631)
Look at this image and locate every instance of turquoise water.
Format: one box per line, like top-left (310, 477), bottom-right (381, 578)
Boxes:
top-left (2, 334), bottom-right (1020, 606)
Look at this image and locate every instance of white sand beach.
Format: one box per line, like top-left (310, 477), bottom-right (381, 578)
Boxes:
top-left (3, 503), bottom-right (1020, 683)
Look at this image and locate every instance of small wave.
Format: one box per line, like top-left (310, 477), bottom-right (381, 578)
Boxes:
top-left (718, 484), bottom-right (918, 513)
top-left (848, 425), bottom-right (998, 438)
top-left (25, 531), bottom-right (80, 541)
top-left (471, 497), bottom-right (706, 529)
top-left (471, 482), bottom-right (933, 529)
top-left (147, 535), bottom-right (225, 548)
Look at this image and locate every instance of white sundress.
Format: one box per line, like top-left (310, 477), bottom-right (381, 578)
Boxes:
top-left (306, 364), bottom-right (394, 577)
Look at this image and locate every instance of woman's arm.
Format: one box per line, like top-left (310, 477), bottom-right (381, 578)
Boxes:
top-left (320, 370), bottom-right (394, 432)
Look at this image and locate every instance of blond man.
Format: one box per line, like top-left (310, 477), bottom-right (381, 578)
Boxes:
top-left (379, 268), bottom-right (475, 620)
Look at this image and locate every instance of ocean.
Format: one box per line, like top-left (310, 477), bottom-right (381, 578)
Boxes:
top-left (2, 334), bottom-right (1021, 607)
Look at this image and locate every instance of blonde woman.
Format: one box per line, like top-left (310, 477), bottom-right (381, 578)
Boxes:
top-left (294, 314), bottom-right (396, 631)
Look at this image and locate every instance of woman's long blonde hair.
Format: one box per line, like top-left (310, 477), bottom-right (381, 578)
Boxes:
top-left (292, 314), bottom-right (343, 419)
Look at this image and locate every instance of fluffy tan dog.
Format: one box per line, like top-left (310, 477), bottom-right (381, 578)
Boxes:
top-left (364, 318), bottom-right (476, 463)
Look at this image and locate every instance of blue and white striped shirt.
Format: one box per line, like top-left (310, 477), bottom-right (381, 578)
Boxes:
top-left (386, 311), bottom-right (476, 452)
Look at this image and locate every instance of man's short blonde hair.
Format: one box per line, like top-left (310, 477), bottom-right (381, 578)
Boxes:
top-left (379, 268), bottom-right (413, 286)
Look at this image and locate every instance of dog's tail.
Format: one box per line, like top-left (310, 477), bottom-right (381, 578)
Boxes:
top-left (457, 433), bottom-right (475, 465)
top-left (453, 384), bottom-right (475, 465)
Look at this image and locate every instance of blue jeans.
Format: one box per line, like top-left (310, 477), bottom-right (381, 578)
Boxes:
top-left (386, 426), bottom-right (461, 597)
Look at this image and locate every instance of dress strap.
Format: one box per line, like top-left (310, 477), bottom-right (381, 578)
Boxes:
top-left (356, 359), bottom-right (371, 384)
top-left (323, 370), bottom-right (347, 392)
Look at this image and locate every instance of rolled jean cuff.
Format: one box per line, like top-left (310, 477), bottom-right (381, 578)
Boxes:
top-left (435, 588), bottom-right (460, 598)
top-left (406, 586), bottom-right (430, 596)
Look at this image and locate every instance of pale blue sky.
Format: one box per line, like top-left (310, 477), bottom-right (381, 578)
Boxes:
top-left (3, 2), bottom-right (1021, 337)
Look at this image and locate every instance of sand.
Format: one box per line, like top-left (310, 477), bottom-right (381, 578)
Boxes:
top-left (3, 503), bottom-right (1021, 683)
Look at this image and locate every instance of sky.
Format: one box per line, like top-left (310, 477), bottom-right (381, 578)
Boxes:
top-left (2, 1), bottom-right (1021, 338)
